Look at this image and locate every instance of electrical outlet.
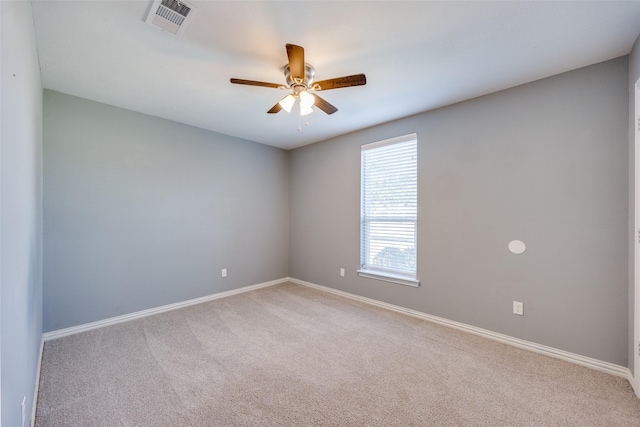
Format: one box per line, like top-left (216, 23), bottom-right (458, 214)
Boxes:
top-left (340, 268), bottom-right (345, 277)
top-left (221, 268), bottom-right (227, 278)
top-left (513, 301), bottom-right (524, 316)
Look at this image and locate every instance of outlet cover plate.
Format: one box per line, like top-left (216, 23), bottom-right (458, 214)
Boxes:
top-left (513, 301), bottom-right (524, 316)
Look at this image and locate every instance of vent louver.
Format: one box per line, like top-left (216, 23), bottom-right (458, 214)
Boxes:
top-left (145, 0), bottom-right (196, 37)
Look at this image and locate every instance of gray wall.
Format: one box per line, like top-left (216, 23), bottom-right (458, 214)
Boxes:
top-left (290, 57), bottom-right (629, 366)
top-left (43, 91), bottom-right (289, 332)
top-left (1, 2), bottom-right (44, 426)
top-left (629, 34), bottom-right (640, 377)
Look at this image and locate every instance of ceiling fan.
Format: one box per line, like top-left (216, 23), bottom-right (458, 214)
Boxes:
top-left (230, 44), bottom-right (366, 116)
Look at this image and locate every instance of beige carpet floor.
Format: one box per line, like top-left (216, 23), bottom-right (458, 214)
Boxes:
top-left (36, 282), bottom-right (640, 426)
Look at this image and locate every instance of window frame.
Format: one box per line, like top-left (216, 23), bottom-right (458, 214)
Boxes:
top-left (357, 133), bottom-right (419, 287)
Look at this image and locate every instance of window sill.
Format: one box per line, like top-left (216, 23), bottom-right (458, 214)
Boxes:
top-left (357, 270), bottom-right (420, 288)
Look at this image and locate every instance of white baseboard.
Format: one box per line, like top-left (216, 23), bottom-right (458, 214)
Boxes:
top-left (287, 277), bottom-right (632, 381)
top-left (31, 336), bottom-right (44, 427)
top-left (629, 370), bottom-right (637, 396)
top-left (40, 276), bottom-right (633, 386)
top-left (43, 278), bottom-right (287, 342)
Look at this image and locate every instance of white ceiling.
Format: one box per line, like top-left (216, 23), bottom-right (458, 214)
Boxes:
top-left (31, 1), bottom-right (640, 150)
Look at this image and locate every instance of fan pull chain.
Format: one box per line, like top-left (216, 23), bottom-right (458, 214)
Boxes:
top-left (297, 113), bottom-right (311, 131)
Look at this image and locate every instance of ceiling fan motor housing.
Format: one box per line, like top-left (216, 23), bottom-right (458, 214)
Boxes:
top-left (283, 63), bottom-right (316, 88)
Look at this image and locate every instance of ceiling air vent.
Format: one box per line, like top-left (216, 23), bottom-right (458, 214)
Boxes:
top-left (145, 0), bottom-right (196, 37)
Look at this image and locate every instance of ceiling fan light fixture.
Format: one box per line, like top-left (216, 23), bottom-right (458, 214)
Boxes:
top-left (299, 90), bottom-right (315, 109)
top-left (279, 94), bottom-right (295, 113)
top-left (300, 105), bottom-right (313, 116)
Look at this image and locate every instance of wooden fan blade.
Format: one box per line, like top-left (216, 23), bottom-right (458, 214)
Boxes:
top-left (267, 102), bottom-right (282, 114)
top-left (314, 74), bottom-right (367, 91)
top-left (230, 78), bottom-right (282, 89)
top-left (312, 94), bottom-right (338, 115)
top-left (286, 44), bottom-right (305, 82)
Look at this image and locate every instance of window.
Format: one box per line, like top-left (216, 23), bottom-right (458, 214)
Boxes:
top-left (359, 133), bottom-right (419, 287)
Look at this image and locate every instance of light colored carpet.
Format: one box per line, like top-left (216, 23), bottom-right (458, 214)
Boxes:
top-left (36, 282), bottom-right (640, 426)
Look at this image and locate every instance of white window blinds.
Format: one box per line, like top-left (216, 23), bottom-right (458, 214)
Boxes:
top-left (360, 134), bottom-right (417, 284)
